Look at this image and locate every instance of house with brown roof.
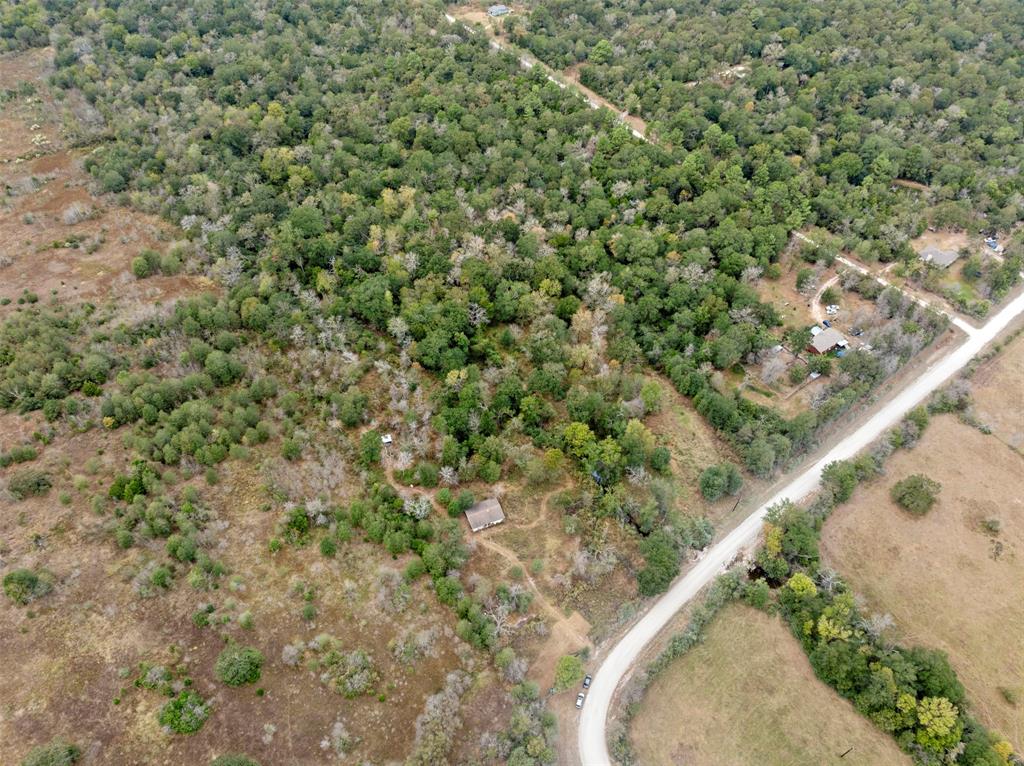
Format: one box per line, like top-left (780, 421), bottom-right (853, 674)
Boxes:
top-left (807, 327), bottom-right (848, 355)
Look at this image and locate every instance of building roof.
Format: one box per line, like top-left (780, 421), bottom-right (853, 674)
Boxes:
top-left (465, 497), bottom-right (505, 532)
top-left (809, 327), bottom-right (847, 354)
top-left (920, 245), bottom-right (960, 268)
top-left (487, 4), bottom-right (511, 15)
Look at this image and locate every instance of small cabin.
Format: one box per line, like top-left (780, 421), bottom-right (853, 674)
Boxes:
top-left (465, 498), bottom-right (505, 532)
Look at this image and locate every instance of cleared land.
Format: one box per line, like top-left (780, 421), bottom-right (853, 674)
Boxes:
top-left (821, 415), bottom-right (1024, 746)
top-left (971, 331), bottom-right (1024, 449)
top-left (630, 604), bottom-right (912, 766)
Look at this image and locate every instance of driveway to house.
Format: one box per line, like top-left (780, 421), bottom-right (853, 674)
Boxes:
top-left (577, 288), bottom-right (1024, 765)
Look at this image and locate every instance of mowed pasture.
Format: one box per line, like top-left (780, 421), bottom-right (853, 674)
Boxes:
top-left (821, 415), bottom-right (1024, 745)
top-left (630, 604), bottom-right (912, 766)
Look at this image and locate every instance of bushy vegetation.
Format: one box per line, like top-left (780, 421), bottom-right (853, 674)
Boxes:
top-left (214, 645), bottom-right (264, 687)
top-left (890, 474), bottom-right (942, 516)
top-left (553, 654), bottom-right (584, 691)
top-left (7, 469), bottom-right (53, 500)
top-left (698, 462), bottom-right (743, 501)
top-left (3, 567), bottom-right (53, 605)
top-left (158, 690), bottom-right (210, 735)
top-left (19, 739), bottom-right (80, 766)
top-left (210, 757), bottom-right (259, 766)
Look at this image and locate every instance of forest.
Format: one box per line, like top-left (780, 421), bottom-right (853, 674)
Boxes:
top-left (0, 0), bottom-right (1020, 763)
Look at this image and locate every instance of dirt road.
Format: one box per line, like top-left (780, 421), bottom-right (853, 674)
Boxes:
top-left (577, 288), bottom-right (1024, 765)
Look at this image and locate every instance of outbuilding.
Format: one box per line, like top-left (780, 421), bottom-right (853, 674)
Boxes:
top-left (465, 498), bottom-right (505, 532)
top-left (487, 4), bottom-right (511, 16)
top-left (920, 245), bottom-right (960, 269)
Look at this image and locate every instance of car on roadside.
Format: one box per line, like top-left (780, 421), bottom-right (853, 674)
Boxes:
top-left (583, 674), bottom-right (592, 689)
top-left (576, 692), bottom-right (586, 708)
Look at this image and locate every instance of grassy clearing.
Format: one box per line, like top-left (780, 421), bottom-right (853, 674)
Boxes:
top-left (630, 603), bottom-right (912, 766)
top-left (821, 415), bottom-right (1024, 746)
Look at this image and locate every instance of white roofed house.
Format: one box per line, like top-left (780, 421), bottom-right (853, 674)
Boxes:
top-left (464, 497), bottom-right (505, 532)
top-left (487, 4), bottom-right (511, 17)
top-left (919, 245), bottom-right (961, 269)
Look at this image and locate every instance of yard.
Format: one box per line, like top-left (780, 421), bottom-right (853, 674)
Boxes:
top-left (629, 604), bottom-right (912, 766)
top-left (821, 415), bottom-right (1024, 746)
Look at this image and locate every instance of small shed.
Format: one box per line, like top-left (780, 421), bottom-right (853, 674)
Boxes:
top-left (381, 433), bottom-right (394, 446)
top-left (920, 246), bottom-right (960, 269)
top-left (488, 4), bottom-right (511, 17)
top-left (465, 497), bottom-right (505, 532)
top-left (807, 327), bottom-right (847, 355)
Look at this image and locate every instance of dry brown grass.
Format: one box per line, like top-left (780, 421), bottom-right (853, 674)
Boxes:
top-left (630, 604), bottom-right (912, 766)
top-left (971, 331), bottom-right (1024, 449)
top-left (821, 415), bottom-right (1024, 745)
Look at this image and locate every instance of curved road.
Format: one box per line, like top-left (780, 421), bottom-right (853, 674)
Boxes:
top-left (579, 288), bottom-right (1024, 765)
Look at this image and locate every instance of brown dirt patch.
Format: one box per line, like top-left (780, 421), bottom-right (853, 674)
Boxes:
top-left (630, 604), bottom-right (912, 766)
top-left (821, 416), bottom-right (1024, 745)
top-left (910, 229), bottom-right (970, 255)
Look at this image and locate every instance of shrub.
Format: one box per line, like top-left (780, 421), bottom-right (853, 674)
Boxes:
top-left (553, 655), bottom-right (584, 691)
top-left (7, 469), bottom-right (52, 499)
top-left (20, 739), bottom-right (80, 766)
top-left (158, 690), bottom-right (209, 734)
top-left (211, 758), bottom-right (259, 766)
top-left (3, 568), bottom-right (53, 605)
top-left (891, 474), bottom-right (941, 515)
top-left (214, 645), bottom-right (264, 687)
top-left (698, 463), bottom-right (743, 501)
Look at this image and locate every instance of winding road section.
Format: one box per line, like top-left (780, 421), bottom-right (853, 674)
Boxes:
top-left (578, 289), bottom-right (1024, 765)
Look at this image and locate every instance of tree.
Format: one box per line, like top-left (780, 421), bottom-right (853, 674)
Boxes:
top-left (699, 463), bottom-right (743, 501)
top-left (553, 655), bottom-right (584, 691)
top-left (214, 645), bottom-right (264, 687)
top-left (890, 474), bottom-right (941, 515)
top-left (915, 696), bottom-right (962, 753)
top-left (211, 757), bottom-right (260, 766)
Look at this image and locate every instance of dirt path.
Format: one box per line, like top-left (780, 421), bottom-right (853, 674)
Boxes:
top-left (810, 274), bottom-right (840, 324)
top-left (445, 8), bottom-right (655, 145)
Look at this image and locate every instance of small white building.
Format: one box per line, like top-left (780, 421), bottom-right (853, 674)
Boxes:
top-left (465, 498), bottom-right (505, 532)
top-left (381, 433), bottom-right (393, 446)
top-left (487, 4), bottom-right (511, 17)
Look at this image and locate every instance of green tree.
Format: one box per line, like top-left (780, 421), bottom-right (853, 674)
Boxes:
top-left (553, 655), bottom-right (584, 691)
top-left (890, 474), bottom-right (941, 515)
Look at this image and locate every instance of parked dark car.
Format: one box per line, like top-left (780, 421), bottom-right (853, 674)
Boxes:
top-left (583, 674), bottom-right (592, 689)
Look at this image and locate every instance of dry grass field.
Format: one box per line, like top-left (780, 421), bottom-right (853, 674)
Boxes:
top-left (971, 331), bottom-right (1024, 450)
top-left (630, 604), bottom-right (912, 766)
top-left (821, 415), bottom-right (1024, 746)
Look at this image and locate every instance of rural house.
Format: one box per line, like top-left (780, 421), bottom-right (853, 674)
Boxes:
top-left (807, 327), bottom-right (848, 355)
top-left (487, 4), bottom-right (511, 17)
top-left (465, 497), bottom-right (505, 532)
top-left (919, 245), bottom-right (960, 269)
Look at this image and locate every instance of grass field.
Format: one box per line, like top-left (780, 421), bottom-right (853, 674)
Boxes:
top-left (971, 331), bottom-right (1024, 450)
top-left (821, 414), bottom-right (1024, 746)
top-left (630, 604), bottom-right (912, 766)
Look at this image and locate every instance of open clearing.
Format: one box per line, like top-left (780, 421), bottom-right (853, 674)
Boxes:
top-left (971, 331), bottom-right (1024, 449)
top-left (821, 415), bottom-right (1024, 745)
top-left (629, 604), bottom-right (912, 766)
